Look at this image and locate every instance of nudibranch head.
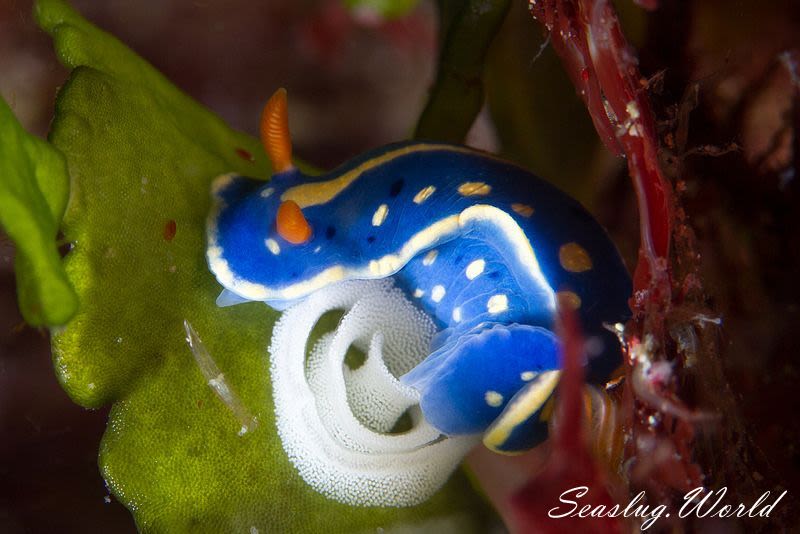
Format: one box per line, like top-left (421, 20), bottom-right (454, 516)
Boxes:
top-left (207, 167), bottom-right (353, 308)
top-left (207, 88), bottom-right (357, 308)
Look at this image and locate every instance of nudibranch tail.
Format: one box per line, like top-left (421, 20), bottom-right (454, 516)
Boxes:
top-left (482, 370), bottom-right (561, 454)
top-left (403, 323), bottom-right (560, 442)
top-left (260, 88), bottom-right (293, 174)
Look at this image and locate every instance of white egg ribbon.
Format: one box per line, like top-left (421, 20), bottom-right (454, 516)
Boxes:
top-left (269, 279), bottom-right (478, 507)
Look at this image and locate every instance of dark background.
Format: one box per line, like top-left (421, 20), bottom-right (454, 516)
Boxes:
top-left (2, 0), bottom-right (799, 531)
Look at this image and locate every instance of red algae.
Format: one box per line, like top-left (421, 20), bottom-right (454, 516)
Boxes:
top-left (523, 1), bottom-right (728, 530)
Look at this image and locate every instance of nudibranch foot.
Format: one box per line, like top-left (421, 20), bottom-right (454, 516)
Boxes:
top-left (401, 322), bottom-right (560, 444)
top-left (270, 279), bottom-right (478, 507)
top-left (216, 289), bottom-right (251, 307)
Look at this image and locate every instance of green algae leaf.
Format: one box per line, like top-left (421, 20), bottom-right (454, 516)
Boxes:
top-left (414, 0), bottom-right (511, 143)
top-left (343, 0), bottom-right (420, 19)
top-left (36, 0), bottom-right (488, 531)
top-left (0, 95), bottom-right (77, 326)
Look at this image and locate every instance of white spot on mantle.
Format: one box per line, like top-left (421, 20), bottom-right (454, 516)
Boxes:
top-left (487, 294), bottom-right (508, 314)
top-left (521, 371), bottom-right (536, 381)
top-left (465, 259), bottom-right (485, 280)
top-left (372, 204), bottom-right (389, 227)
top-left (457, 182), bottom-right (491, 196)
top-left (485, 391), bottom-right (503, 407)
top-left (431, 285), bottom-right (445, 303)
top-left (413, 185), bottom-right (436, 204)
top-left (422, 249), bottom-right (438, 266)
top-left (265, 238), bottom-right (281, 255)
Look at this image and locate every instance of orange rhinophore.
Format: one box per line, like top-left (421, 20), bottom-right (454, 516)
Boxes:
top-left (260, 88), bottom-right (294, 174)
top-left (276, 200), bottom-right (312, 244)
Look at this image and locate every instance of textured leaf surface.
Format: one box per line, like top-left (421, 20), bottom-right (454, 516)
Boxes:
top-left (37, 0), bottom-right (488, 530)
top-left (344, 0), bottom-right (420, 19)
top-left (0, 94), bottom-right (77, 326)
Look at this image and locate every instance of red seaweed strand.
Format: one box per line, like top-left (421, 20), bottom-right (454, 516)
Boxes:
top-left (529, 0), bottom-right (673, 301)
top-left (525, 1), bottom-right (710, 528)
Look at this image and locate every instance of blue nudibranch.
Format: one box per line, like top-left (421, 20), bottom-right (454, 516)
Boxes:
top-left (207, 89), bottom-right (631, 453)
